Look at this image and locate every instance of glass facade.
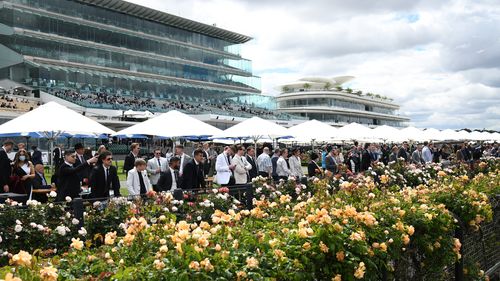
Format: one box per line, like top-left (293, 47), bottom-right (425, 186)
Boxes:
top-left (297, 112), bottom-right (403, 127)
top-left (279, 98), bottom-right (396, 115)
top-left (0, 0), bottom-right (264, 109)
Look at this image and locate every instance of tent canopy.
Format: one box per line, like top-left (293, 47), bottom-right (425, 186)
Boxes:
top-left (0, 101), bottom-right (115, 138)
top-left (114, 110), bottom-right (222, 138)
top-left (287, 119), bottom-right (338, 142)
top-left (334, 122), bottom-right (373, 141)
top-left (212, 116), bottom-right (291, 141)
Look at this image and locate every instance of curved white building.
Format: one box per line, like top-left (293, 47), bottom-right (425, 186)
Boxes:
top-left (276, 77), bottom-right (409, 127)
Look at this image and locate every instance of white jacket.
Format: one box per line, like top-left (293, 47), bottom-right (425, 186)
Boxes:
top-left (276, 156), bottom-right (291, 177)
top-left (289, 155), bottom-right (304, 177)
top-left (231, 154), bottom-right (252, 184)
top-left (147, 157), bottom-right (168, 184)
top-left (126, 168), bottom-right (151, 196)
top-left (215, 152), bottom-right (232, 184)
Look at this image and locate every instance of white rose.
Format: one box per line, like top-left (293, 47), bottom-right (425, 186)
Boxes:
top-left (197, 216), bottom-right (202, 221)
top-left (0, 236), bottom-right (2, 243)
top-left (14, 225), bottom-right (22, 233)
top-left (171, 206), bottom-right (178, 212)
top-left (15, 220), bottom-right (22, 225)
top-left (65, 196), bottom-right (72, 202)
top-left (212, 189), bottom-right (218, 194)
top-left (37, 225), bottom-right (44, 231)
top-left (78, 227), bottom-right (87, 236)
top-left (30, 222), bottom-right (37, 228)
top-left (72, 218), bottom-right (80, 225)
top-left (49, 191), bottom-right (57, 198)
top-left (48, 203), bottom-right (54, 208)
top-left (56, 225), bottom-right (66, 236)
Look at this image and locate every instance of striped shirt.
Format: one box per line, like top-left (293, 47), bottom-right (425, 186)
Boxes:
top-left (256, 153), bottom-right (272, 173)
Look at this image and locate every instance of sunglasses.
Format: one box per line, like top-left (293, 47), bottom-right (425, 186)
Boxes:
top-left (69, 155), bottom-right (76, 158)
top-left (105, 157), bottom-right (113, 161)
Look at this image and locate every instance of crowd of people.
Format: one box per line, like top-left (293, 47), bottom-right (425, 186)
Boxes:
top-left (49, 88), bottom-right (289, 119)
top-left (0, 95), bottom-right (40, 111)
top-left (1, 138), bottom-right (498, 203)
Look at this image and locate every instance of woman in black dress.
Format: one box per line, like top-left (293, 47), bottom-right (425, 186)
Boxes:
top-left (12, 149), bottom-right (35, 198)
top-left (308, 152), bottom-right (323, 177)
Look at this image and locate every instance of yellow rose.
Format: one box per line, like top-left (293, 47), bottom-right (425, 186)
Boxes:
top-left (4, 273), bottom-right (22, 281)
top-left (200, 258), bottom-right (214, 272)
top-left (39, 266), bottom-right (58, 281)
top-left (407, 225), bottom-right (415, 236)
top-left (189, 261), bottom-right (200, 271)
top-left (71, 238), bottom-right (84, 251)
top-left (319, 241), bottom-right (329, 253)
top-left (104, 231), bottom-right (117, 245)
top-left (10, 250), bottom-right (32, 267)
top-left (332, 274), bottom-right (342, 281)
top-left (246, 257), bottom-right (259, 268)
top-left (303, 242), bottom-right (311, 251)
top-left (354, 262), bottom-right (366, 279)
top-left (153, 259), bottom-right (165, 270)
top-left (336, 251), bottom-right (345, 262)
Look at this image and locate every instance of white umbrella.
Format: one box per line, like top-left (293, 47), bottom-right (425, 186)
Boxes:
top-left (287, 119), bottom-right (338, 142)
top-left (456, 130), bottom-right (471, 141)
top-left (421, 128), bottom-right (441, 141)
top-left (437, 129), bottom-right (462, 141)
top-left (490, 132), bottom-right (500, 141)
top-left (371, 125), bottom-right (405, 142)
top-left (400, 126), bottom-right (425, 142)
top-left (334, 123), bottom-right (373, 141)
top-left (212, 116), bottom-right (291, 142)
top-left (0, 101), bottom-right (115, 136)
top-left (114, 110), bottom-right (222, 138)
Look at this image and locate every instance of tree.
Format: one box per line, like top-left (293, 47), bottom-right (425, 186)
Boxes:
top-left (346, 88), bottom-right (353, 94)
top-left (303, 83), bottom-right (311, 90)
top-left (282, 86), bottom-right (290, 93)
top-left (335, 86), bottom-right (343, 91)
top-left (323, 82), bottom-right (331, 90)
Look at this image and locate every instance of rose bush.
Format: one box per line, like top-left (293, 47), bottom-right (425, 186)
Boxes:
top-left (0, 158), bottom-right (497, 280)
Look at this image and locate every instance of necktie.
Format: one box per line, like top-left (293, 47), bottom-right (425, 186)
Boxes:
top-left (105, 168), bottom-right (109, 187)
top-left (174, 170), bottom-right (179, 184)
top-left (40, 173), bottom-right (47, 186)
top-left (138, 171), bottom-right (147, 194)
top-left (80, 155), bottom-right (84, 164)
top-left (157, 158), bottom-right (161, 169)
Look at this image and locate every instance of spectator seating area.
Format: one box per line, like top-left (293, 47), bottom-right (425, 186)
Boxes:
top-left (0, 95), bottom-right (40, 112)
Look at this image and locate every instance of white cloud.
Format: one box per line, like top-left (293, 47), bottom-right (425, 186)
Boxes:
top-left (126, 0), bottom-right (500, 130)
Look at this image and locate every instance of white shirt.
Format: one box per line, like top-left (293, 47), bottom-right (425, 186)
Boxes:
top-left (276, 156), bottom-right (291, 177)
top-left (170, 168), bottom-right (177, 191)
top-left (422, 146), bottom-right (433, 163)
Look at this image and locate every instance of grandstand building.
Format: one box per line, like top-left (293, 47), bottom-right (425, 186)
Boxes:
top-left (0, 0), bottom-right (295, 129)
top-left (276, 77), bottom-right (410, 127)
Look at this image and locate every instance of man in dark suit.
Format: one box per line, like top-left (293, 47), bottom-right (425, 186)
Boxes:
top-left (325, 149), bottom-right (337, 174)
top-left (32, 164), bottom-right (52, 189)
top-left (245, 146), bottom-right (258, 181)
top-left (31, 146), bottom-right (43, 165)
top-left (74, 143), bottom-right (91, 183)
top-left (157, 157), bottom-right (180, 192)
top-left (52, 144), bottom-right (63, 170)
top-left (398, 142), bottom-right (410, 162)
top-left (360, 143), bottom-right (372, 172)
top-left (123, 143), bottom-right (140, 176)
top-left (180, 149), bottom-right (205, 190)
top-left (0, 140), bottom-right (14, 193)
top-left (56, 149), bottom-right (98, 202)
top-left (89, 151), bottom-right (121, 199)
top-left (271, 148), bottom-right (280, 181)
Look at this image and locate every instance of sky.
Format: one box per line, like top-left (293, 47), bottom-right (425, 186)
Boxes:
top-left (127, 0), bottom-right (500, 130)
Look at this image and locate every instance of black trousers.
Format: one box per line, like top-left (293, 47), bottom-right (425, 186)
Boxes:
top-left (258, 171), bottom-right (269, 178)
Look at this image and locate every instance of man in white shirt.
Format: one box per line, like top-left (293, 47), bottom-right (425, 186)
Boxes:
top-left (289, 148), bottom-right (304, 179)
top-left (276, 148), bottom-right (291, 180)
top-left (175, 145), bottom-right (191, 177)
top-left (256, 147), bottom-right (272, 178)
top-left (147, 148), bottom-right (168, 191)
top-left (422, 141), bottom-right (433, 163)
top-left (231, 145), bottom-right (252, 184)
top-left (215, 146), bottom-right (236, 186)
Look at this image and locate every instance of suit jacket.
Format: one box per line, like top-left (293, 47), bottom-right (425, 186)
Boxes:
top-left (180, 159), bottom-right (205, 190)
top-left (52, 147), bottom-right (62, 165)
top-left (89, 165), bottom-right (121, 198)
top-left (411, 150), bottom-right (424, 165)
top-left (75, 154), bottom-right (91, 181)
top-left (157, 168), bottom-right (179, 192)
top-left (215, 153), bottom-right (232, 185)
top-left (31, 150), bottom-right (43, 165)
top-left (397, 148), bottom-right (409, 162)
top-left (361, 150), bottom-right (372, 171)
top-left (325, 155), bottom-right (337, 173)
top-left (308, 161), bottom-right (321, 177)
top-left (123, 152), bottom-right (137, 174)
top-left (232, 154), bottom-right (251, 184)
top-left (126, 168), bottom-right (151, 196)
top-left (289, 155), bottom-right (304, 177)
top-left (32, 172), bottom-right (51, 189)
top-left (55, 161), bottom-right (90, 201)
top-left (146, 157), bottom-right (168, 184)
top-left (246, 155), bottom-right (258, 180)
top-left (0, 148), bottom-right (11, 189)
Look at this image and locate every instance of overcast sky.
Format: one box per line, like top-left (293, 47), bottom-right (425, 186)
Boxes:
top-left (128, 0), bottom-right (500, 130)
